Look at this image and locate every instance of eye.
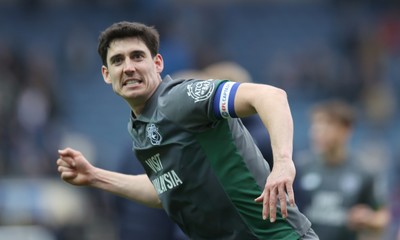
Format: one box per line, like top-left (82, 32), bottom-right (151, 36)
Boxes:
top-left (132, 52), bottom-right (144, 61)
top-left (112, 56), bottom-right (123, 65)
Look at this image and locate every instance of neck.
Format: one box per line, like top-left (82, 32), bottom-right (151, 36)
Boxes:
top-left (127, 76), bottom-right (162, 116)
top-left (131, 106), bottom-right (143, 117)
top-left (321, 146), bottom-right (347, 166)
top-left (125, 97), bottom-right (146, 117)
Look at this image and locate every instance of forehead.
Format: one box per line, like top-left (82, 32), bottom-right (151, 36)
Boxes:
top-left (312, 112), bottom-right (345, 129)
top-left (107, 37), bottom-right (150, 56)
top-left (312, 112), bottom-right (334, 124)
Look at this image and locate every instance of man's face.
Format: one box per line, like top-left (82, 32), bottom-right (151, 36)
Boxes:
top-left (101, 37), bottom-right (163, 104)
top-left (309, 112), bottom-right (349, 154)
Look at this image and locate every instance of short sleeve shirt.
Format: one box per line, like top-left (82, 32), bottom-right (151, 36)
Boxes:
top-left (128, 76), bottom-right (312, 240)
top-left (295, 152), bottom-right (377, 240)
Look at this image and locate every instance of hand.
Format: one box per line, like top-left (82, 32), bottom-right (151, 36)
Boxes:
top-left (57, 148), bottom-right (95, 186)
top-left (347, 204), bottom-right (373, 230)
top-left (255, 159), bottom-right (296, 222)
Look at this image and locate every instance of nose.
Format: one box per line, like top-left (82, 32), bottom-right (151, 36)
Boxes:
top-left (123, 59), bottom-right (136, 74)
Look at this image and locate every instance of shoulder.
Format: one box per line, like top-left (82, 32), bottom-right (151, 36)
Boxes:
top-left (161, 76), bottom-right (225, 99)
top-left (158, 75), bottom-right (227, 108)
top-left (156, 76), bottom-right (228, 129)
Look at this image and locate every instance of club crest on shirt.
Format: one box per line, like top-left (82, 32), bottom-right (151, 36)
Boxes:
top-left (146, 123), bottom-right (162, 145)
top-left (187, 80), bottom-right (214, 102)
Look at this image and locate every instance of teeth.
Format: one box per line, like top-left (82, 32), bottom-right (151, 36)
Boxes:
top-left (125, 80), bottom-right (139, 86)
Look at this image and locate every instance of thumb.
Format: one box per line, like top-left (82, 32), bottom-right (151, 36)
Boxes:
top-left (254, 190), bottom-right (265, 202)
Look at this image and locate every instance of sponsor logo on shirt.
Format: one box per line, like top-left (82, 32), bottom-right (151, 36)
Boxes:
top-left (146, 123), bottom-right (162, 145)
top-left (187, 80), bottom-right (214, 102)
top-left (145, 153), bottom-right (183, 195)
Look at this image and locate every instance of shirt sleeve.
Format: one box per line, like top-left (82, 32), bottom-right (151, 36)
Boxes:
top-left (159, 79), bottom-right (240, 131)
top-left (213, 81), bottom-right (241, 119)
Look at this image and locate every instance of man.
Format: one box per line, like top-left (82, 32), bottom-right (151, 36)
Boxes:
top-left (57, 21), bottom-right (317, 239)
top-left (295, 100), bottom-right (388, 240)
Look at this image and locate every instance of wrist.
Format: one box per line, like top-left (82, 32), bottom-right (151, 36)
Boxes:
top-left (273, 155), bottom-right (293, 163)
top-left (88, 166), bottom-right (101, 187)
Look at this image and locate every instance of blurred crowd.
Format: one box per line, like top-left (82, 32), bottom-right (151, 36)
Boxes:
top-left (0, 0), bottom-right (399, 239)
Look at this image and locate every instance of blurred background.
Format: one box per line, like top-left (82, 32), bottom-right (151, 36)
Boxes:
top-left (0, 0), bottom-right (399, 239)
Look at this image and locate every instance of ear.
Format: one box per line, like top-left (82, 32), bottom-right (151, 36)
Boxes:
top-left (101, 65), bottom-right (112, 84)
top-left (154, 54), bottom-right (164, 74)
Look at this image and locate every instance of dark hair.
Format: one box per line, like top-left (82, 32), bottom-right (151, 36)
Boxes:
top-left (97, 21), bottom-right (160, 66)
top-left (311, 99), bottom-right (356, 128)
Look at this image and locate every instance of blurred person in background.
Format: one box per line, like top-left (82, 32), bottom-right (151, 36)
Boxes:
top-left (57, 21), bottom-right (318, 239)
top-left (11, 46), bottom-right (62, 177)
top-left (0, 41), bottom-right (63, 177)
top-left (0, 40), bottom-right (92, 240)
top-left (294, 99), bottom-right (389, 240)
top-left (0, 40), bottom-right (22, 176)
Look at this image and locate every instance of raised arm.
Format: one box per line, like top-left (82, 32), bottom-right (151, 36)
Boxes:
top-left (234, 83), bottom-right (296, 223)
top-left (57, 148), bottom-right (162, 208)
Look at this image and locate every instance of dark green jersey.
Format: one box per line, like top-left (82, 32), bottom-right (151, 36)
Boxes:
top-left (128, 76), bottom-right (312, 240)
top-left (295, 152), bottom-right (378, 240)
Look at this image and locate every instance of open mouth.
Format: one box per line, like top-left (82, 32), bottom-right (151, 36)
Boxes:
top-left (123, 79), bottom-right (142, 86)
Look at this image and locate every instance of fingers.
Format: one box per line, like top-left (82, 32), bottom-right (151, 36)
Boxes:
top-left (57, 165), bottom-right (77, 180)
top-left (256, 190), bottom-right (273, 221)
top-left (61, 170), bottom-right (77, 181)
top-left (286, 181), bottom-right (295, 207)
top-left (260, 181), bottom-right (295, 223)
top-left (254, 195), bottom-right (263, 203)
top-left (58, 148), bottom-right (80, 158)
top-left (268, 187), bottom-right (277, 222)
top-left (278, 185), bottom-right (287, 219)
top-left (57, 159), bottom-right (75, 172)
top-left (262, 188), bottom-right (270, 221)
top-left (57, 148), bottom-right (83, 185)
top-left (255, 194), bottom-right (265, 220)
top-left (57, 157), bottom-right (71, 167)
top-left (57, 156), bottom-right (76, 178)
top-left (57, 165), bottom-right (72, 173)
top-left (57, 155), bottom-right (76, 168)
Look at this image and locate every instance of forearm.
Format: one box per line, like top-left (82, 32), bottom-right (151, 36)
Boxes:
top-left (235, 83), bottom-right (294, 162)
top-left (90, 168), bottom-right (162, 208)
top-left (236, 83), bottom-right (297, 219)
top-left (256, 88), bottom-right (293, 162)
top-left (348, 205), bottom-right (390, 231)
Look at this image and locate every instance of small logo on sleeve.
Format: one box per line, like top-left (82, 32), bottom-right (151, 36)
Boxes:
top-left (146, 123), bottom-right (162, 145)
top-left (187, 80), bottom-right (214, 102)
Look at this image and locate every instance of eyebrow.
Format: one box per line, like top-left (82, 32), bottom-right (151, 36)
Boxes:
top-left (130, 50), bottom-right (146, 58)
top-left (109, 50), bottom-right (147, 63)
top-left (109, 54), bottom-right (122, 64)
